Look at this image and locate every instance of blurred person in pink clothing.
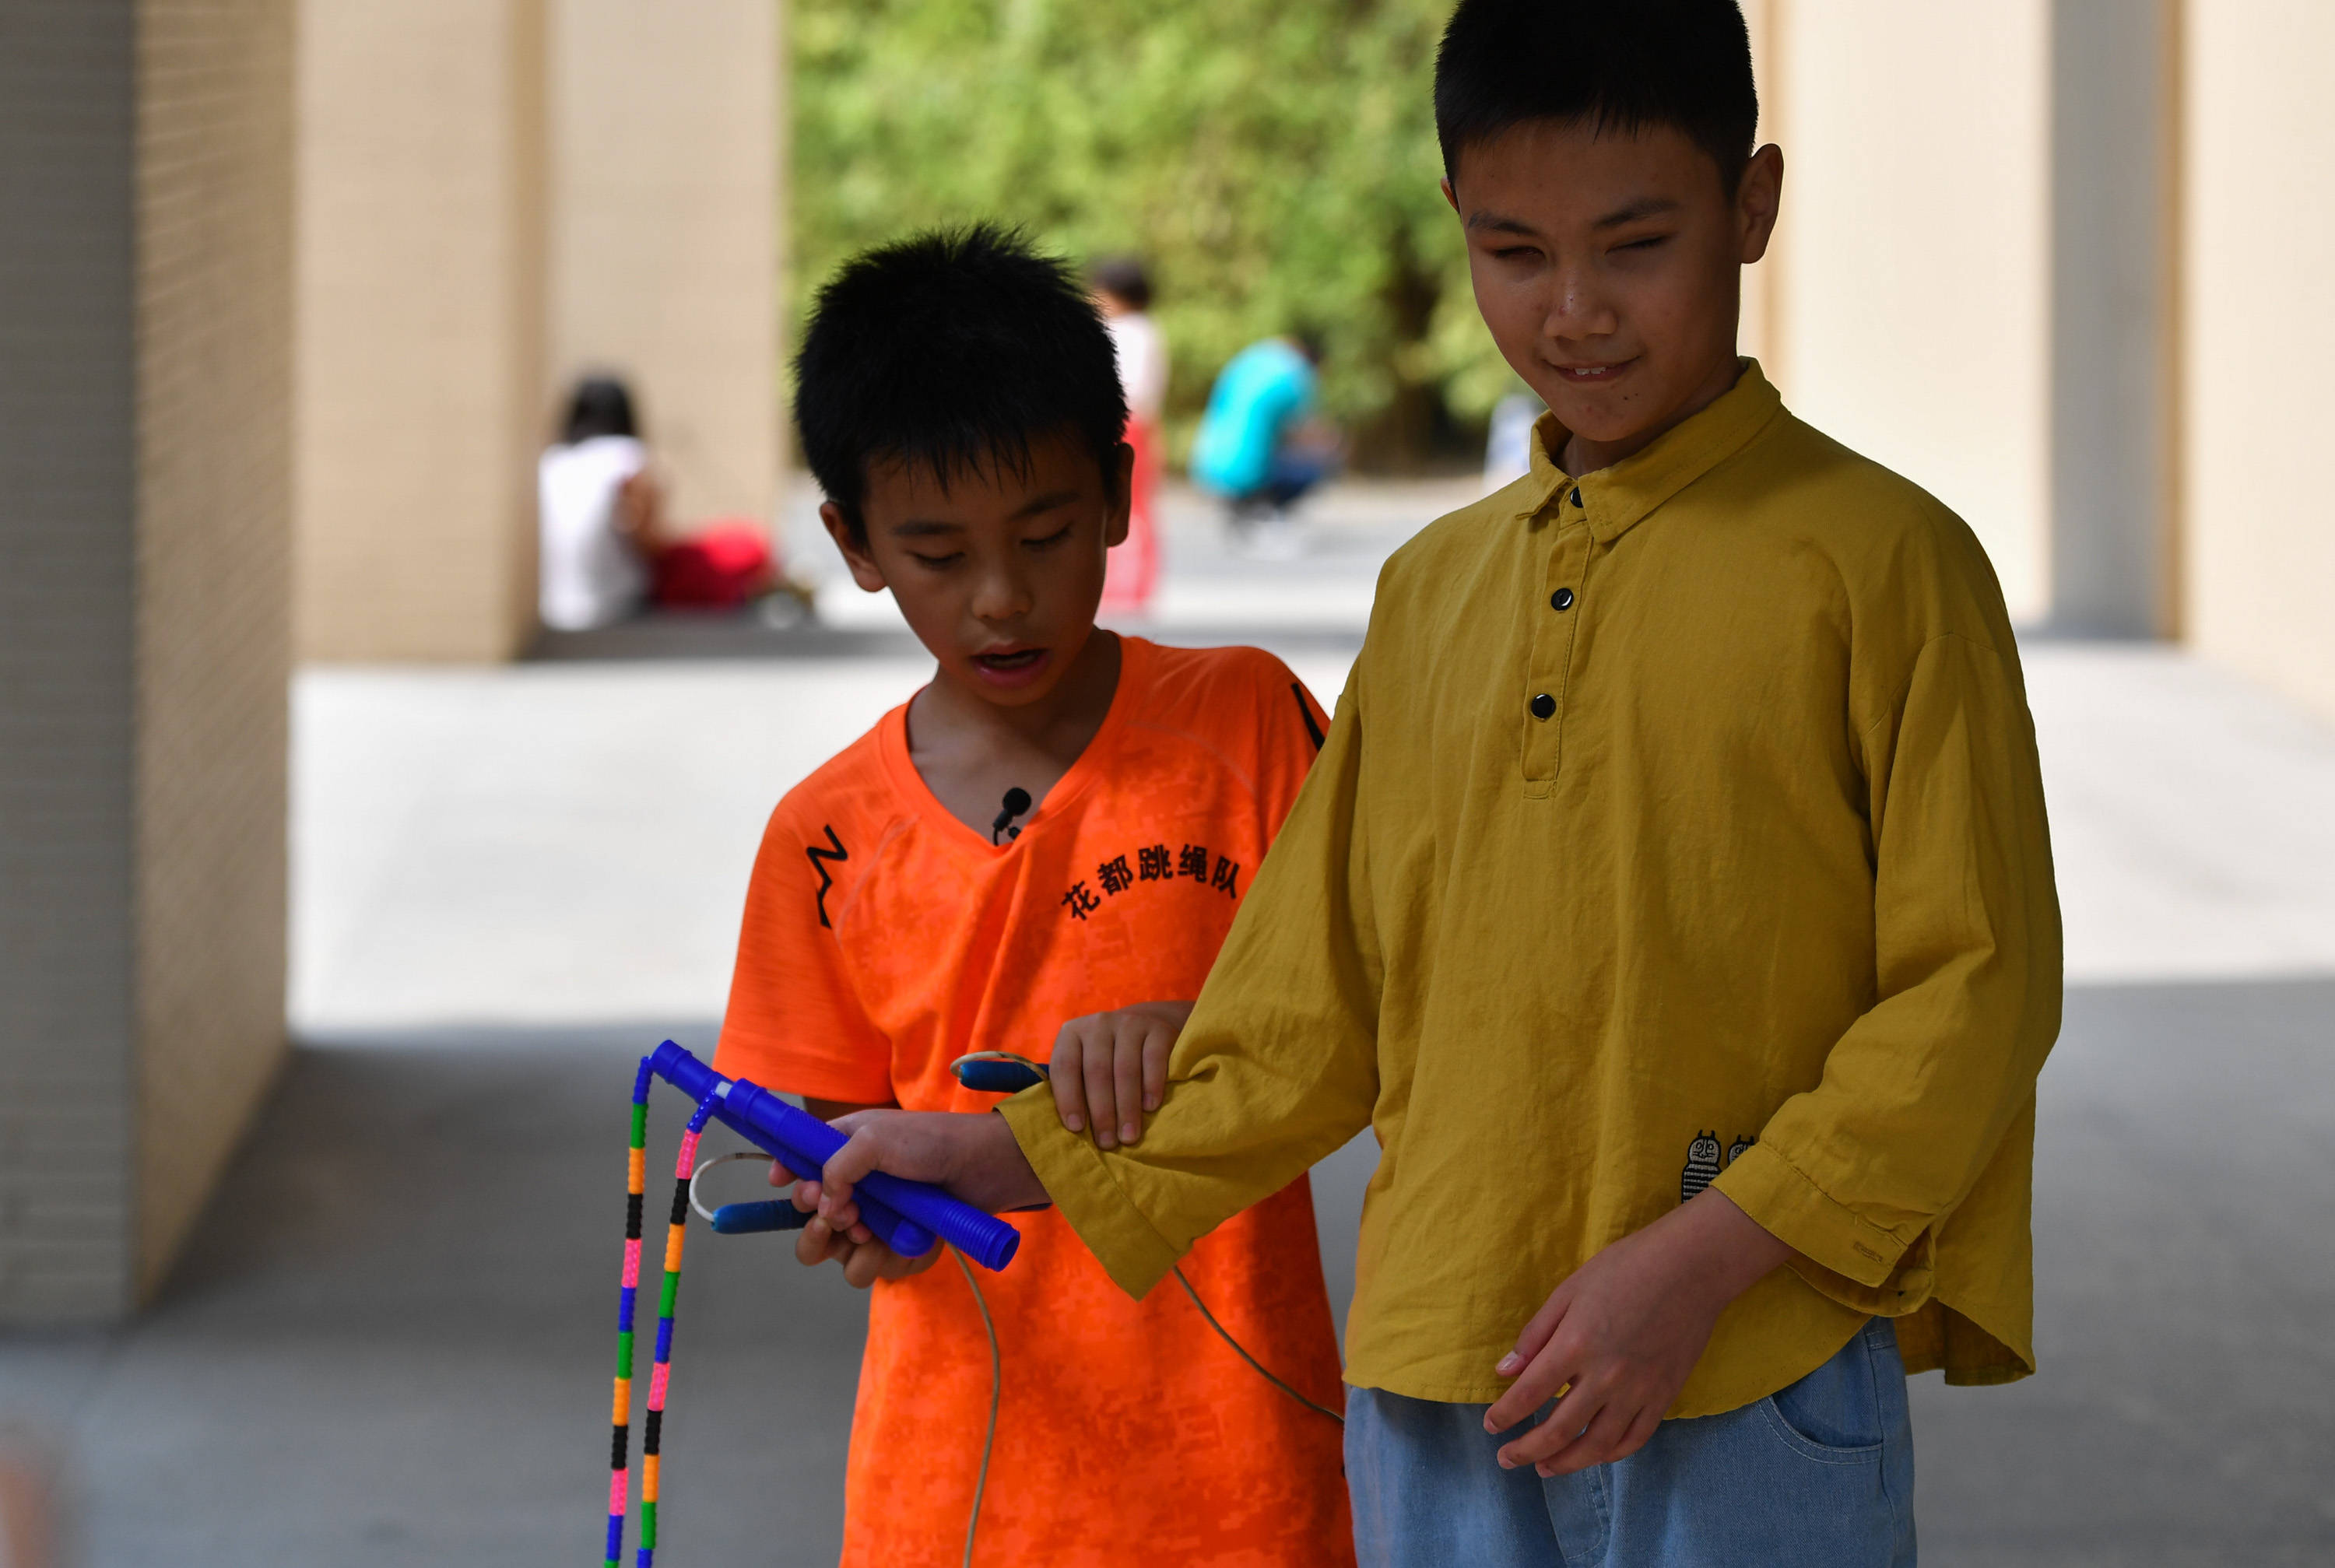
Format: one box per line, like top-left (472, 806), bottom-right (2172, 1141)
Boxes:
top-left (1093, 258), bottom-right (1165, 615)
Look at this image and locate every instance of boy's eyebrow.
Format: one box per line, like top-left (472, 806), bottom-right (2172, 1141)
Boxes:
top-left (1464, 210), bottom-right (1541, 236)
top-left (889, 489), bottom-right (1082, 536)
top-left (1592, 197), bottom-right (1680, 230)
top-left (1462, 197), bottom-right (1680, 237)
top-left (1009, 488), bottom-right (1081, 520)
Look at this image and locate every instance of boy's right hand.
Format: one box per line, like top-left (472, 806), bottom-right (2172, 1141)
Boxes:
top-left (1048, 1000), bottom-right (1195, 1149)
top-left (776, 1096), bottom-right (945, 1289)
top-left (767, 1105), bottom-right (1050, 1284)
top-left (768, 1159), bottom-right (942, 1289)
top-left (814, 1107), bottom-right (1050, 1228)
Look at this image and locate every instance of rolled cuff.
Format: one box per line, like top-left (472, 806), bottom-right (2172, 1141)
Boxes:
top-left (1714, 1141), bottom-right (1932, 1312)
top-left (995, 1089), bottom-right (1185, 1300)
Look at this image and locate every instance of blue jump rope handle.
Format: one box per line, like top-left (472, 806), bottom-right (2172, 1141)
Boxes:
top-left (709, 1199), bottom-right (812, 1235)
top-left (953, 1058), bottom-right (1049, 1093)
top-left (648, 1041), bottom-right (1021, 1272)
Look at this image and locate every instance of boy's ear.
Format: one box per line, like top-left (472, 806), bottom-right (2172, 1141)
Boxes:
top-left (820, 500), bottom-right (890, 593)
top-left (1736, 144), bottom-right (1785, 266)
top-left (1441, 176), bottom-right (1459, 215)
top-left (1104, 443), bottom-right (1133, 550)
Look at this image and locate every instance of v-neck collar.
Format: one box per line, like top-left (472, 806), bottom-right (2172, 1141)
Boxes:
top-left (878, 634), bottom-right (1150, 858)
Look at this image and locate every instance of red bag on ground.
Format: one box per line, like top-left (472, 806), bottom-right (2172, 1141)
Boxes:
top-left (654, 521), bottom-right (774, 608)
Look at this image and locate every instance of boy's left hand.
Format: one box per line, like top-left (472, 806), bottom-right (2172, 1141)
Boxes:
top-left (1048, 999), bottom-right (1195, 1149)
top-left (1484, 1189), bottom-right (1793, 1477)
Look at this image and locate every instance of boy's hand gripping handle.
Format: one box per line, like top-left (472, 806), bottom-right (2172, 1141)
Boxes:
top-left (646, 1042), bottom-right (1021, 1272)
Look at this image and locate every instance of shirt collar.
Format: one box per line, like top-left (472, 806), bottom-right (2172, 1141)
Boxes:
top-left (1520, 359), bottom-right (1784, 543)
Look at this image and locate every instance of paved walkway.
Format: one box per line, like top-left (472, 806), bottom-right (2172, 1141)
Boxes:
top-left (7, 482), bottom-right (2335, 1564)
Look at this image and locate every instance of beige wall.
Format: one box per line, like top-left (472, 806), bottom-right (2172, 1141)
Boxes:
top-left (0, 0), bottom-right (293, 1321)
top-left (2179, 0), bottom-right (2335, 721)
top-left (295, 2), bottom-right (782, 660)
top-left (134, 0), bottom-right (298, 1294)
top-left (294, 0), bottom-right (548, 662)
top-left (1758, 0), bottom-right (2053, 623)
top-left (550, 0), bottom-right (781, 527)
top-left (0, 0), bottom-right (142, 1324)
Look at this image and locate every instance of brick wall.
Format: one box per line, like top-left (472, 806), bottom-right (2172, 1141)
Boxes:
top-left (293, 0), bottom-right (548, 663)
top-left (0, 0), bottom-right (293, 1323)
top-left (134, 0), bottom-right (296, 1295)
top-left (0, 0), bottom-right (142, 1323)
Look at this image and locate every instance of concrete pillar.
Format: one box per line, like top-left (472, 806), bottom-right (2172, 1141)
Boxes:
top-left (549, 0), bottom-right (781, 528)
top-left (2047, 0), bottom-right (2177, 637)
top-left (1759, 0), bottom-right (2054, 623)
top-left (0, 0), bottom-right (294, 1321)
top-left (2179, 0), bottom-right (2335, 721)
top-left (293, 0), bottom-right (549, 662)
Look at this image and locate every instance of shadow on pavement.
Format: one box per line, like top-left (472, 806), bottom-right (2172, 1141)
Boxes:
top-left (1913, 975), bottom-right (2335, 1567)
top-left (4, 980), bottom-right (2330, 1563)
top-left (529, 612), bottom-right (924, 663)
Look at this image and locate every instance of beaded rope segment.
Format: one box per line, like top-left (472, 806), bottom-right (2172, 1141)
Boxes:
top-left (607, 1062), bottom-right (719, 1568)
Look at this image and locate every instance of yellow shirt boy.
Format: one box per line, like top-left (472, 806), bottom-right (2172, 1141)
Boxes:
top-left (804, 3), bottom-right (2059, 1560)
top-left (1001, 360), bottom-right (2061, 1420)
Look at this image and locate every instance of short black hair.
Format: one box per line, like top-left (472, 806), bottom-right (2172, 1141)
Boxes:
top-left (1434, 0), bottom-right (1757, 195)
top-left (560, 375), bottom-right (637, 444)
top-left (795, 223), bottom-right (1128, 542)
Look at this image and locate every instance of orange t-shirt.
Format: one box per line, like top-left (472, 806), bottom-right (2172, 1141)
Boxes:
top-left (716, 636), bottom-right (1352, 1568)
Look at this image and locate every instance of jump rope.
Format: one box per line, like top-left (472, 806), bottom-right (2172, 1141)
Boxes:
top-left (600, 1040), bottom-right (1340, 1568)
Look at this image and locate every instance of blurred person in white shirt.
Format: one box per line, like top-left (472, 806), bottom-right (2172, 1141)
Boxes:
top-left (538, 376), bottom-right (784, 633)
top-left (1093, 258), bottom-right (1165, 615)
top-left (538, 377), bottom-right (660, 631)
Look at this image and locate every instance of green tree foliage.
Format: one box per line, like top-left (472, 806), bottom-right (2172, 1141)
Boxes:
top-left (790, 0), bottom-right (1519, 463)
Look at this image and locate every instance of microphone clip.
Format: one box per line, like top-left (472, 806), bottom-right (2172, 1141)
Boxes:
top-left (990, 787), bottom-right (1032, 845)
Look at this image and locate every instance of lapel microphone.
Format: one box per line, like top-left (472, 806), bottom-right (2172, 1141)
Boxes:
top-left (991, 787), bottom-right (1032, 844)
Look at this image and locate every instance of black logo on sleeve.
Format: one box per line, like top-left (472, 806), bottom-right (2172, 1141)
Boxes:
top-left (1290, 682), bottom-right (1326, 751)
top-left (806, 825), bottom-right (848, 929)
top-left (1680, 1131), bottom-right (1724, 1202)
top-left (1680, 1131), bottom-right (1757, 1205)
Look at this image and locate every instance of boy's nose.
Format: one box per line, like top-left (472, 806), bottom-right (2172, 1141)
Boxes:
top-left (969, 568), bottom-right (1034, 622)
top-left (1543, 269), bottom-right (1617, 338)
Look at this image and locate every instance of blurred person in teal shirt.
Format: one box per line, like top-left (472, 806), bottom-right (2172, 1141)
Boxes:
top-left (1191, 334), bottom-right (1338, 551)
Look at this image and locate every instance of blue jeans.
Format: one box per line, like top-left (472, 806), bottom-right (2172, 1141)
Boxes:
top-left (1346, 1317), bottom-right (1916, 1566)
top-left (1228, 450), bottom-right (1333, 514)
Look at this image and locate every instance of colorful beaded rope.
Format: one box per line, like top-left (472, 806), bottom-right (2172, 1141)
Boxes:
top-left (607, 1061), bottom-right (719, 1568)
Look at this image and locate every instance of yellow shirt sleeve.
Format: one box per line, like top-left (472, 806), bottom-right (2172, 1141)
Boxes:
top-left (1715, 632), bottom-right (2063, 1310)
top-left (998, 666), bottom-right (1383, 1300)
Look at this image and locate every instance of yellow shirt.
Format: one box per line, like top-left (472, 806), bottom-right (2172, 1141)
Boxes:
top-left (999, 363), bottom-right (2062, 1417)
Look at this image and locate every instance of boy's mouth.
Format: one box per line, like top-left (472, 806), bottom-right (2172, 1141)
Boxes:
top-left (969, 646), bottom-right (1051, 686)
top-left (1552, 358), bottom-right (1635, 384)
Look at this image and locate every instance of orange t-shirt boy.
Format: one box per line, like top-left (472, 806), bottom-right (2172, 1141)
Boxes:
top-left (715, 226), bottom-right (1353, 1566)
